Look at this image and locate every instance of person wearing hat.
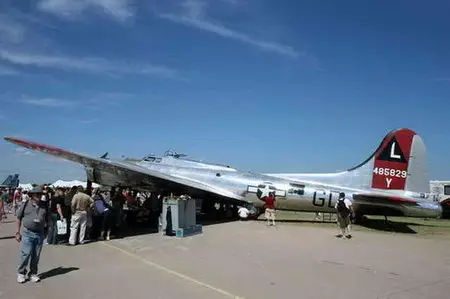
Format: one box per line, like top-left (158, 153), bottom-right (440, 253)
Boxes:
top-left (15, 186), bottom-right (51, 283)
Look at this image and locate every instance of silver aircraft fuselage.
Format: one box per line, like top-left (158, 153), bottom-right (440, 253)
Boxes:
top-left (88, 155), bottom-right (442, 218)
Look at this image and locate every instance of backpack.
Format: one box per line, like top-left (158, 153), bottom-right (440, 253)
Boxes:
top-left (336, 198), bottom-right (350, 217)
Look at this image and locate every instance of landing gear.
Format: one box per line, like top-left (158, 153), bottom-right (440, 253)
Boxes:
top-left (351, 213), bottom-right (366, 224)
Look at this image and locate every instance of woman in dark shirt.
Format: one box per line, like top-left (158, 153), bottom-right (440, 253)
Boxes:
top-left (47, 189), bottom-right (66, 245)
top-left (93, 189), bottom-right (114, 241)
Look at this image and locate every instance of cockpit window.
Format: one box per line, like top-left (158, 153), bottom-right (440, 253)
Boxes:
top-left (144, 157), bottom-right (156, 162)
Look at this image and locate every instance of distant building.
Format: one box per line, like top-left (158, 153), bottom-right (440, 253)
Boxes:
top-left (430, 181), bottom-right (450, 204)
top-left (430, 181), bottom-right (450, 218)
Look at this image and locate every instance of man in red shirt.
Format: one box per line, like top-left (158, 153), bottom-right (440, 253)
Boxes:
top-left (264, 192), bottom-right (276, 226)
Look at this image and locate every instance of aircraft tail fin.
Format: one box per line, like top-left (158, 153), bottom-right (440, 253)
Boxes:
top-left (10, 174), bottom-right (19, 188)
top-left (1, 175), bottom-right (12, 186)
top-left (348, 128), bottom-right (429, 193)
top-left (0, 174), bottom-right (19, 188)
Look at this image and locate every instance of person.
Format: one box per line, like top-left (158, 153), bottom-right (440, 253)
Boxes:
top-left (93, 189), bottom-right (114, 241)
top-left (21, 190), bottom-right (30, 203)
top-left (13, 187), bottom-right (22, 215)
top-left (69, 186), bottom-right (94, 245)
top-left (238, 206), bottom-right (250, 220)
top-left (111, 187), bottom-right (126, 233)
top-left (0, 189), bottom-right (7, 221)
top-left (63, 186), bottom-right (77, 242)
top-left (47, 188), bottom-right (66, 245)
top-left (264, 192), bottom-right (276, 226)
top-left (15, 186), bottom-right (51, 283)
top-left (334, 192), bottom-right (354, 239)
top-left (85, 204), bottom-right (93, 242)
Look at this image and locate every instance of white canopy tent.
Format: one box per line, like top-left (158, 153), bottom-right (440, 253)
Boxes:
top-left (18, 183), bottom-right (34, 191)
top-left (50, 180), bottom-right (100, 189)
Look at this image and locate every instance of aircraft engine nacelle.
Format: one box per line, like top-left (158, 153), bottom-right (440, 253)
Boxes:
top-left (84, 166), bottom-right (130, 187)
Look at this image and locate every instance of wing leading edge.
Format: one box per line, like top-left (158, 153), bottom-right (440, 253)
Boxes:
top-left (4, 137), bottom-right (243, 201)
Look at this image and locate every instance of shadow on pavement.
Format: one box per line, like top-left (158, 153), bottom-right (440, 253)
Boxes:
top-left (1, 220), bottom-right (16, 224)
top-left (254, 218), bottom-right (334, 225)
top-left (252, 215), bottom-right (421, 234)
top-left (357, 218), bottom-right (418, 234)
top-left (112, 217), bottom-right (239, 239)
top-left (40, 266), bottom-right (80, 280)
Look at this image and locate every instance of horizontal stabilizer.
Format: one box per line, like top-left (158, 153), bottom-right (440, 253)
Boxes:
top-left (353, 193), bottom-right (417, 205)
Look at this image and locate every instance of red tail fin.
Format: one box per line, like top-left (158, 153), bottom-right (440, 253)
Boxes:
top-left (371, 129), bottom-right (416, 190)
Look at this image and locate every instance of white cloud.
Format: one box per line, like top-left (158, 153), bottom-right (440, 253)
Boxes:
top-left (44, 156), bottom-right (74, 164)
top-left (87, 92), bottom-right (132, 107)
top-left (37, 0), bottom-right (135, 22)
top-left (20, 98), bottom-right (76, 107)
top-left (158, 0), bottom-right (299, 58)
top-left (219, 0), bottom-right (240, 5)
top-left (0, 7), bottom-right (187, 80)
top-left (434, 77), bottom-right (450, 82)
top-left (15, 148), bottom-right (36, 156)
top-left (0, 14), bottom-right (26, 43)
top-left (0, 50), bottom-right (183, 79)
top-left (0, 65), bottom-right (20, 76)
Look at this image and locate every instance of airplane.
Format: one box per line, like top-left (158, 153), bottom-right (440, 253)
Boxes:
top-left (3, 128), bottom-right (443, 220)
top-left (0, 174), bottom-right (19, 188)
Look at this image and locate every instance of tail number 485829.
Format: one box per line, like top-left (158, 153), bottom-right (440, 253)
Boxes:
top-left (373, 167), bottom-right (407, 178)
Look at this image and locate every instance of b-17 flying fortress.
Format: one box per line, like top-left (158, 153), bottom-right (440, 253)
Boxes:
top-left (4, 128), bottom-right (443, 220)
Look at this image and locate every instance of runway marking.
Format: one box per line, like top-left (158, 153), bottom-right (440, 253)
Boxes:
top-left (102, 242), bottom-right (244, 299)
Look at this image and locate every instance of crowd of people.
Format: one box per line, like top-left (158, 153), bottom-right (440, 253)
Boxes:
top-left (1, 184), bottom-right (164, 283)
top-left (1, 183), bottom-right (355, 284)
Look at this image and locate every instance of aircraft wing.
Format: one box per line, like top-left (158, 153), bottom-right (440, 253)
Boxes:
top-left (4, 137), bottom-right (244, 201)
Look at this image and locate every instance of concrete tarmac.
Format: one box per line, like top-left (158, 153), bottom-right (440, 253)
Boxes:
top-left (1, 219), bottom-right (450, 299)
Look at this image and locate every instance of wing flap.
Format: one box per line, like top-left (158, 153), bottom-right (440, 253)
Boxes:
top-left (4, 137), bottom-right (243, 201)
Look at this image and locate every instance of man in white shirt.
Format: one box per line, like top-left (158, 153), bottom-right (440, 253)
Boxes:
top-left (334, 192), bottom-right (354, 239)
top-left (238, 207), bottom-right (249, 220)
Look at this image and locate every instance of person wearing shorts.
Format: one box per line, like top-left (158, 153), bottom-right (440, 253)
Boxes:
top-left (264, 192), bottom-right (276, 226)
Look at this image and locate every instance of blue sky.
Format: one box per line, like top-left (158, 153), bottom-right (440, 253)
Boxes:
top-left (1, 0), bottom-right (450, 183)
